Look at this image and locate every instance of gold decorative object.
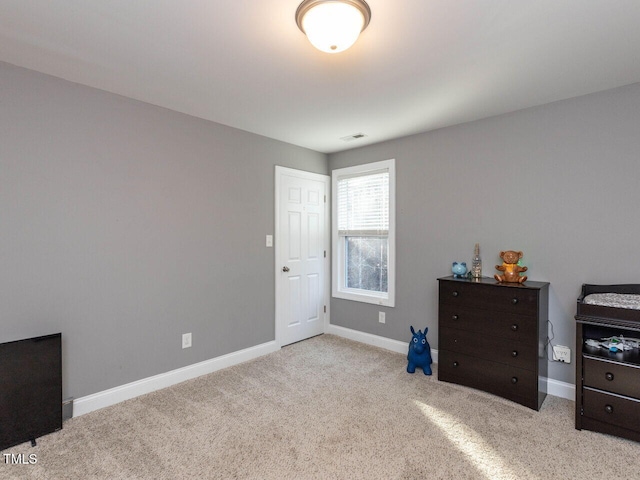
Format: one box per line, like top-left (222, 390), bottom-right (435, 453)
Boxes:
top-left (471, 243), bottom-right (482, 278)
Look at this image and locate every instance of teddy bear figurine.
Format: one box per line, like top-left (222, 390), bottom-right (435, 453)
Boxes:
top-left (494, 250), bottom-right (528, 283)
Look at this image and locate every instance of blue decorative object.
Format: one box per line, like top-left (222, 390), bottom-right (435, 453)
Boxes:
top-left (407, 326), bottom-right (432, 375)
top-left (452, 261), bottom-right (467, 278)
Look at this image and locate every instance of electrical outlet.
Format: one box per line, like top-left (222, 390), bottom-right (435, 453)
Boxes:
top-left (182, 333), bottom-right (192, 349)
top-left (552, 345), bottom-right (571, 363)
top-left (379, 312), bottom-right (385, 324)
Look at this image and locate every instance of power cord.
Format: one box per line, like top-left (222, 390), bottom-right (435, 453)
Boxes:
top-left (545, 319), bottom-right (556, 361)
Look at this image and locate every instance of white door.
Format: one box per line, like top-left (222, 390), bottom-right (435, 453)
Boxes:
top-left (275, 167), bottom-right (329, 347)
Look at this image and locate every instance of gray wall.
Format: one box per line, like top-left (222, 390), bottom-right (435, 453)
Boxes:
top-left (3, 59), bottom-right (638, 396)
top-left (0, 61), bottom-right (327, 399)
top-left (329, 82), bottom-right (640, 385)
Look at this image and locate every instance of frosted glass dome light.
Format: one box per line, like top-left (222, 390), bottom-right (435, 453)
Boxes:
top-left (296, 0), bottom-right (371, 54)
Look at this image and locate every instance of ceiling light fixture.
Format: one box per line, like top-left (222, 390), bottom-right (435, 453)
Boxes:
top-left (296, 0), bottom-right (371, 54)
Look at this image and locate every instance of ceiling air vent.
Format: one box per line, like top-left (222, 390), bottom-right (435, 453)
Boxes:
top-left (340, 133), bottom-right (368, 142)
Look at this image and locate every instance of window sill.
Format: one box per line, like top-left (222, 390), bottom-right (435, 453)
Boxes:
top-left (332, 289), bottom-right (395, 307)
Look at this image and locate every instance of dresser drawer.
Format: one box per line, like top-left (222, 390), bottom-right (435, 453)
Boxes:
top-left (583, 387), bottom-right (640, 431)
top-left (440, 327), bottom-right (537, 370)
top-left (439, 303), bottom-right (537, 340)
top-left (439, 280), bottom-right (539, 316)
top-left (583, 356), bottom-right (640, 398)
top-left (438, 350), bottom-right (538, 409)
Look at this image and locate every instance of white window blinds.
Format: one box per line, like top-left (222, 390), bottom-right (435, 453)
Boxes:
top-left (337, 170), bottom-right (389, 236)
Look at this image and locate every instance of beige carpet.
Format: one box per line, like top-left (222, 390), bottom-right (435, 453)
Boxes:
top-left (2, 334), bottom-right (639, 479)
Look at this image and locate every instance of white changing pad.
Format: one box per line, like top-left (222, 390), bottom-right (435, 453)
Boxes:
top-left (583, 293), bottom-right (640, 310)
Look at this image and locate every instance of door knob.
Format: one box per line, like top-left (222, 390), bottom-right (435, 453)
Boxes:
top-left (282, 266), bottom-right (290, 272)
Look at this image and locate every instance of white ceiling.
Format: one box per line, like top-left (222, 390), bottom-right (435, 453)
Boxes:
top-left (2, 1), bottom-right (640, 154)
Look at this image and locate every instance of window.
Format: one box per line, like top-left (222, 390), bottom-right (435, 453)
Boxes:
top-left (332, 159), bottom-right (395, 307)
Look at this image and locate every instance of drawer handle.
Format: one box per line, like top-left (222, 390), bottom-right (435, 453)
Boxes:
top-left (511, 377), bottom-right (518, 384)
top-left (452, 291), bottom-right (459, 297)
top-left (511, 298), bottom-right (518, 305)
top-left (511, 350), bottom-right (518, 358)
top-left (453, 361), bottom-right (459, 367)
top-left (452, 314), bottom-right (459, 320)
top-left (511, 324), bottom-right (518, 331)
top-left (605, 404), bottom-right (614, 414)
top-left (605, 372), bottom-right (614, 381)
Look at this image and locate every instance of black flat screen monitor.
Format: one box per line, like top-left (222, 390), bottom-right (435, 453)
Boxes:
top-left (0, 333), bottom-right (62, 450)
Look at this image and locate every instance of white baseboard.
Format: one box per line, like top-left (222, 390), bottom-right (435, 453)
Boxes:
top-left (327, 323), bottom-right (575, 401)
top-left (73, 327), bottom-right (576, 418)
top-left (73, 341), bottom-right (280, 417)
top-left (326, 323), bottom-right (440, 363)
top-left (544, 377), bottom-right (575, 401)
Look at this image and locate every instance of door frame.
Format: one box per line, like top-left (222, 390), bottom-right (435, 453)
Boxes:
top-left (274, 166), bottom-right (331, 348)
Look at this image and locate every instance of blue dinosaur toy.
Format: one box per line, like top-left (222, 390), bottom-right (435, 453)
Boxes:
top-left (407, 326), bottom-right (432, 375)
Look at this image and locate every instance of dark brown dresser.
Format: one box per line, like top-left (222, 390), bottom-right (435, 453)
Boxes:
top-left (575, 283), bottom-right (640, 442)
top-left (438, 276), bottom-right (549, 410)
